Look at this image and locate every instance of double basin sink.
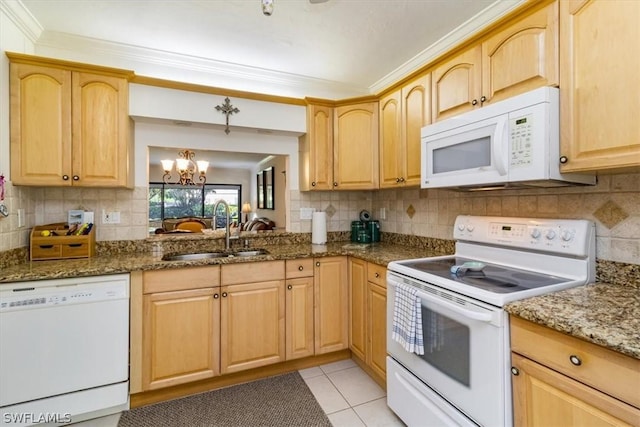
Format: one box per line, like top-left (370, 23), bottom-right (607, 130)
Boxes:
top-left (162, 249), bottom-right (269, 261)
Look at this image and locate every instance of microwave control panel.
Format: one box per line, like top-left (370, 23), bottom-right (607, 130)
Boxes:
top-left (510, 114), bottom-right (533, 168)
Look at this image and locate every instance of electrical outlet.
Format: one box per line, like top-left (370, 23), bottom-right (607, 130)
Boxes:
top-left (102, 210), bottom-right (121, 224)
top-left (300, 208), bottom-right (315, 220)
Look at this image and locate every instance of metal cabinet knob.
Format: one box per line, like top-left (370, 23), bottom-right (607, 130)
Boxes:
top-left (333, 182), bottom-right (338, 187)
top-left (569, 355), bottom-right (582, 366)
top-left (559, 156), bottom-right (568, 164)
top-left (399, 177), bottom-right (405, 183)
top-left (471, 99), bottom-right (478, 106)
top-left (214, 293), bottom-right (219, 299)
top-left (298, 265), bottom-right (304, 271)
top-left (316, 262), bottom-right (320, 267)
top-left (511, 367), bottom-right (520, 376)
top-left (311, 181), bottom-right (316, 187)
top-left (62, 175), bottom-right (69, 181)
top-left (396, 178), bottom-right (401, 183)
top-left (72, 175), bottom-right (79, 181)
top-left (287, 284), bottom-right (293, 290)
top-left (222, 292), bottom-right (228, 298)
top-left (375, 272), bottom-right (380, 278)
top-left (480, 95), bottom-right (487, 103)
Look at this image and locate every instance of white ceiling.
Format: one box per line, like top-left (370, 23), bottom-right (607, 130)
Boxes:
top-left (17, 0), bottom-right (524, 98)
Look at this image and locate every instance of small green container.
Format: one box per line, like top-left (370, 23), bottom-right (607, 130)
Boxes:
top-left (351, 221), bottom-right (365, 242)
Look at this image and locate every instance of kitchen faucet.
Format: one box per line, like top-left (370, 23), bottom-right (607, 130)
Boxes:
top-left (213, 200), bottom-right (235, 250)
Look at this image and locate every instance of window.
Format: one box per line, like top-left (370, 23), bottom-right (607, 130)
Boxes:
top-left (149, 183), bottom-right (242, 230)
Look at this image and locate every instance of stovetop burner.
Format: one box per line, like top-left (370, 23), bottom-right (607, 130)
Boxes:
top-left (398, 256), bottom-right (570, 294)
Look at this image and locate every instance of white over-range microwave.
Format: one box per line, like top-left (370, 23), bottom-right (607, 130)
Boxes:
top-left (421, 87), bottom-right (596, 190)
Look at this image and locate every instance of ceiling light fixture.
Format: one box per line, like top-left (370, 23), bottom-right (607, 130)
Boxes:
top-left (262, 0), bottom-right (273, 16)
top-left (161, 149), bottom-right (208, 186)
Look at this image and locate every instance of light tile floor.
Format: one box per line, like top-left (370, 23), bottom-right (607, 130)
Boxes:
top-left (299, 359), bottom-right (406, 427)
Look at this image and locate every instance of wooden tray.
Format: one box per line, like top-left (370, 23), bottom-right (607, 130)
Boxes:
top-left (30, 223), bottom-right (96, 261)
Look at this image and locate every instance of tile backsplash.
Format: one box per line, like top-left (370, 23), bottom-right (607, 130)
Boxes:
top-left (1, 173), bottom-right (638, 264)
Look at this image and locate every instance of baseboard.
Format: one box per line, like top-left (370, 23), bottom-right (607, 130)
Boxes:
top-left (130, 349), bottom-right (351, 408)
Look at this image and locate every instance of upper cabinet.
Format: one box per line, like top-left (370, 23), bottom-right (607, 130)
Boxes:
top-left (334, 102), bottom-right (379, 190)
top-left (432, 1), bottom-right (558, 122)
top-left (379, 74), bottom-right (431, 188)
top-left (559, 0), bottom-right (640, 173)
top-left (8, 53), bottom-right (134, 188)
top-left (300, 100), bottom-right (379, 191)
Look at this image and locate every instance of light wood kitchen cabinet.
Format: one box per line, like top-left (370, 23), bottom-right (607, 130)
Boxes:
top-left (559, 0), bottom-right (640, 173)
top-left (285, 259), bottom-right (315, 360)
top-left (220, 261), bottom-right (285, 374)
top-left (379, 74), bottom-right (431, 188)
top-left (141, 266), bottom-right (221, 391)
top-left (349, 258), bottom-right (388, 383)
top-left (8, 53), bottom-right (133, 188)
top-left (510, 316), bottom-right (640, 426)
top-left (432, 1), bottom-right (558, 122)
top-left (314, 256), bottom-right (349, 354)
top-left (299, 103), bottom-right (334, 190)
top-left (333, 101), bottom-right (379, 190)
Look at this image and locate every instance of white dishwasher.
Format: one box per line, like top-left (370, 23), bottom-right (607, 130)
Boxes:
top-left (0, 274), bottom-right (130, 426)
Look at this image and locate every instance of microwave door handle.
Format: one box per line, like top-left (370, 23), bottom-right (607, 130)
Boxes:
top-left (415, 288), bottom-right (494, 323)
top-left (492, 117), bottom-right (509, 176)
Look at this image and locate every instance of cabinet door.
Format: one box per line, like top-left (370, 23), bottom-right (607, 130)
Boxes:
top-left (481, 2), bottom-right (558, 105)
top-left (401, 74), bottom-right (431, 186)
top-left (72, 72), bottom-right (131, 187)
top-left (334, 102), bottom-right (379, 190)
top-left (285, 277), bottom-right (314, 360)
top-left (314, 257), bottom-right (349, 354)
top-left (142, 288), bottom-right (220, 390)
top-left (302, 104), bottom-right (334, 190)
top-left (348, 258), bottom-right (367, 361)
top-left (432, 46), bottom-right (482, 122)
top-left (367, 281), bottom-right (387, 380)
top-left (379, 90), bottom-right (402, 188)
top-left (9, 63), bottom-right (72, 186)
top-left (220, 280), bottom-right (285, 374)
top-left (511, 353), bottom-right (640, 426)
top-left (559, 0), bottom-right (640, 173)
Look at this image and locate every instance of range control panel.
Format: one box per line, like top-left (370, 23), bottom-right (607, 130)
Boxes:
top-left (453, 215), bottom-right (594, 257)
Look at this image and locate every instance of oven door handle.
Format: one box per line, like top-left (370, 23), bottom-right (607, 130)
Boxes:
top-left (416, 288), bottom-right (495, 323)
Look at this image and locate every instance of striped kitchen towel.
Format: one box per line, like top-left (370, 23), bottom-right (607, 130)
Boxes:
top-left (391, 283), bottom-right (425, 355)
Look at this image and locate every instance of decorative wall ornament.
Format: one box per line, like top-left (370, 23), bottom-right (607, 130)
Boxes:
top-left (215, 97), bottom-right (240, 134)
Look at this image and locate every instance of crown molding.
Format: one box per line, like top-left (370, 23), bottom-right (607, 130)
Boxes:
top-left (369, 0), bottom-right (527, 94)
top-left (0, 0), bottom-right (43, 43)
top-left (33, 31), bottom-right (369, 99)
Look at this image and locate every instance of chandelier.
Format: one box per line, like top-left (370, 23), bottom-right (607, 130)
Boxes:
top-left (161, 150), bottom-right (209, 185)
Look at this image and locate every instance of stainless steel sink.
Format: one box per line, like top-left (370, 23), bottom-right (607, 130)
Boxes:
top-left (162, 252), bottom-right (231, 261)
top-left (232, 249), bottom-right (269, 257)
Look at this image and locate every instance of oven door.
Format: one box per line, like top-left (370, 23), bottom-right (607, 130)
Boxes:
top-left (386, 272), bottom-right (510, 427)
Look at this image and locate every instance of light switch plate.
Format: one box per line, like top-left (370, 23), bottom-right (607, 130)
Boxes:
top-left (17, 208), bottom-right (25, 227)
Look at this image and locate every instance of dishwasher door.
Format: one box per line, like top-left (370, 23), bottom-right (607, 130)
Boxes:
top-left (0, 274), bottom-right (130, 408)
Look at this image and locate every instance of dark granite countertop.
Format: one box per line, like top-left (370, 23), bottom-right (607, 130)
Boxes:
top-left (0, 241), bottom-right (437, 284)
top-left (505, 282), bottom-right (640, 360)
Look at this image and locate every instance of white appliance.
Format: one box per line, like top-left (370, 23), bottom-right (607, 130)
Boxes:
top-left (0, 274), bottom-right (130, 427)
top-left (386, 215), bottom-right (595, 427)
top-left (421, 87), bottom-right (596, 190)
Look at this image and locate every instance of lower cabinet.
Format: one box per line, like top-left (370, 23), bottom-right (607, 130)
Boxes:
top-left (314, 256), bottom-right (349, 354)
top-left (285, 259), bottom-right (315, 360)
top-left (142, 266), bottom-right (221, 391)
top-left (349, 258), bottom-right (388, 383)
top-left (510, 316), bottom-right (640, 426)
top-left (220, 280), bottom-right (285, 374)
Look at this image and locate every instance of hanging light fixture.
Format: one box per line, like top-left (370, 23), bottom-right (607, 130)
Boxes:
top-left (262, 0), bottom-right (274, 16)
top-left (161, 149), bottom-right (209, 185)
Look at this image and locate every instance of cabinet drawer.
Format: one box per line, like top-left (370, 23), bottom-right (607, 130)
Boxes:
top-left (221, 261), bottom-right (285, 285)
top-left (285, 259), bottom-right (314, 278)
top-left (31, 244), bottom-right (62, 260)
top-left (143, 266), bottom-right (220, 294)
top-left (61, 242), bottom-right (91, 258)
top-left (367, 263), bottom-right (387, 287)
top-left (510, 316), bottom-right (640, 408)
